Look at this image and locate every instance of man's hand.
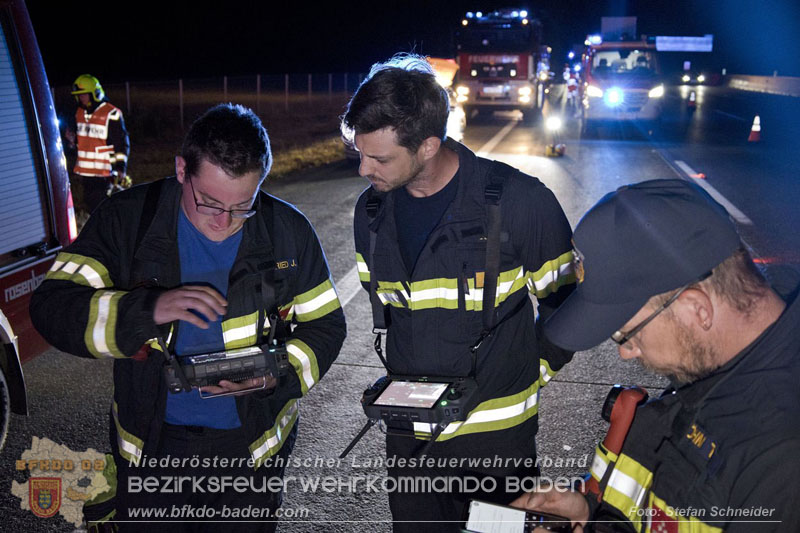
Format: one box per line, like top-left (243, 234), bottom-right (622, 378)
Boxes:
top-left (511, 486), bottom-right (590, 532)
top-left (199, 375), bottom-right (277, 397)
top-left (153, 286), bottom-right (227, 328)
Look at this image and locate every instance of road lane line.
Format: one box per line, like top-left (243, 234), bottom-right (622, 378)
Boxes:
top-left (674, 160), bottom-right (753, 225)
top-left (713, 109), bottom-right (747, 122)
top-left (476, 121), bottom-right (517, 157)
top-left (336, 265), bottom-right (363, 308)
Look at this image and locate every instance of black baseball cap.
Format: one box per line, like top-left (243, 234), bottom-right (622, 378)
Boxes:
top-left (544, 179), bottom-right (742, 352)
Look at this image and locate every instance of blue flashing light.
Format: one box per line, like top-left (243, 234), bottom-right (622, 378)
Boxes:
top-left (588, 34), bottom-right (602, 45)
top-left (568, 51), bottom-right (575, 60)
top-left (520, 10), bottom-right (528, 17)
top-left (476, 11), bottom-right (483, 18)
top-left (574, 64), bottom-right (581, 72)
top-left (512, 10), bottom-right (519, 17)
top-left (604, 87), bottom-right (623, 107)
top-left (466, 11), bottom-right (474, 18)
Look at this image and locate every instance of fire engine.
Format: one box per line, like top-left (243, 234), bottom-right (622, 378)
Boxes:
top-left (455, 8), bottom-right (550, 123)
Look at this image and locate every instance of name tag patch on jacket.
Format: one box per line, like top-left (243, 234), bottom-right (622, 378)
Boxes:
top-left (276, 258), bottom-right (298, 270)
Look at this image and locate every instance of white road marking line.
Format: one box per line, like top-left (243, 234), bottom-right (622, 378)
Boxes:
top-left (713, 109), bottom-right (747, 122)
top-left (476, 121), bottom-right (517, 157)
top-left (336, 266), bottom-right (363, 308)
top-left (674, 160), bottom-right (753, 225)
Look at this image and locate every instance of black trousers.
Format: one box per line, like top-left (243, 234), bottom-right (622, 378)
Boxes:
top-left (71, 173), bottom-right (110, 214)
top-left (386, 420), bottom-right (539, 533)
top-left (115, 422), bottom-right (297, 533)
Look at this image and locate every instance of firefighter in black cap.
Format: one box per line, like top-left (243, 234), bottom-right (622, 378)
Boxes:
top-left (514, 179), bottom-right (800, 532)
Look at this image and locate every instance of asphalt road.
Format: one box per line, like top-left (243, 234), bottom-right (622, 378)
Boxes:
top-left (2, 83), bottom-right (798, 531)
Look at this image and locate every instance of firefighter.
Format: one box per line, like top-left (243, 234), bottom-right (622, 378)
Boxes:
top-left (514, 179), bottom-right (800, 532)
top-left (31, 104), bottom-right (346, 531)
top-left (66, 74), bottom-right (130, 214)
top-left (342, 53), bottom-right (576, 531)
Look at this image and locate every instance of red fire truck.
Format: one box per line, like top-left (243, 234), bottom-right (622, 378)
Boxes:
top-left (454, 8), bottom-right (550, 123)
top-left (0, 0), bottom-right (77, 450)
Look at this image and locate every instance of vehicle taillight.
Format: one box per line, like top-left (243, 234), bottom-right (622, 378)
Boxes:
top-left (67, 188), bottom-right (78, 242)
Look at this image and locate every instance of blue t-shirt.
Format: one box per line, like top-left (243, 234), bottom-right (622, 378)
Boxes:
top-left (164, 209), bottom-right (244, 429)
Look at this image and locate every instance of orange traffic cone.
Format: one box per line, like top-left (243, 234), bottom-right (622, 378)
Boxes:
top-left (688, 91), bottom-right (696, 108)
top-left (748, 115), bottom-right (761, 142)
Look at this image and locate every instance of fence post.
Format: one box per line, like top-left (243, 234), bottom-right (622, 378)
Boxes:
top-left (308, 73), bottom-right (312, 105)
top-left (284, 74), bottom-right (289, 112)
top-left (328, 73), bottom-right (332, 103)
top-left (125, 81), bottom-right (131, 114)
top-left (256, 74), bottom-right (261, 115)
top-left (179, 79), bottom-right (184, 131)
top-left (223, 75), bottom-right (228, 100)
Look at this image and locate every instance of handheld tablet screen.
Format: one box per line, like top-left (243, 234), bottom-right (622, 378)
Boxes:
top-left (372, 381), bottom-right (449, 408)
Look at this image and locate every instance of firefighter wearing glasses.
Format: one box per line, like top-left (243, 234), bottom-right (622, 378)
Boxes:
top-left (67, 74), bottom-right (130, 213)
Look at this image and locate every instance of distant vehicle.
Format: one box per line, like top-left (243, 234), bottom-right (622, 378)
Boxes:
top-left (0, 0), bottom-right (77, 450)
top-left (454, 8), bottom-right (549, 123)
top-left (579, 36), bottom-right (665, 133)
top-left (343, 57), bottom-right (466, 163)
top-left (681, 71), bottom-right (706, 85)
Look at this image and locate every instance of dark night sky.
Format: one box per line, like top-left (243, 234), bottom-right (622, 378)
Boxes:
top-left (27, 0), bottom-right (800, 86)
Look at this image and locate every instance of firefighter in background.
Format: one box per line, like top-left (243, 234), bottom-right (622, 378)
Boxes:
top-left (65, 74), bottom-right (130, 213)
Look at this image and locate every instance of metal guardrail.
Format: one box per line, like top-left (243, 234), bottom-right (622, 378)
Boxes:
top-left (727, 75), bottom-right (800, 98)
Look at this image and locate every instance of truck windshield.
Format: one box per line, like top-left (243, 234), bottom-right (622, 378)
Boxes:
top-left (457, 27), bottom-right (534, 52)
top-left (592, 49), bottom-right (658, 78)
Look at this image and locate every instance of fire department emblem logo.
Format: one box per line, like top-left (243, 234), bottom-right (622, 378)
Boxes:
top-left (572, 243), bottom-right (585, 284)
top-left (650, 505), bottom-right (678, 533)
top-left (29, 478), bottom-right (61, 518)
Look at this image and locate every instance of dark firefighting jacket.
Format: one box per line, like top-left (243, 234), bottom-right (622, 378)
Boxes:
top-left (30, 177), bottom-right (346, 467)
top-left (354, 138), bottom-right (575, 444)
top-left (74, 101), bottom-right (129, 178)
top-left (586, 292), bottom-right (800, 532)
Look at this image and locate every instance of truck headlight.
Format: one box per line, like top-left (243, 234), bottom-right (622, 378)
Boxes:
top-left (518, 86), bottom-right (532, 96)
top-left (603, 88), bottom-right (623, 107)
top-left (648, 85), bottom-right (665, 98)
top-left (456, 85), bottom-right (470, 96)
top-left (586, 85), bottom-right (604, 98)
top-left (697, 74), bottom-right (706, 83)
top-left (682, 74), bottom-right (691, 83)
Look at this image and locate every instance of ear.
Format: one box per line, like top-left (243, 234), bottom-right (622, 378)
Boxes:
top-left (678, 288), bottom-right (714, 331)
top-left (175, 156), bottom-right (186, 184)
top-left (417, 137), bottom-right (442, 162)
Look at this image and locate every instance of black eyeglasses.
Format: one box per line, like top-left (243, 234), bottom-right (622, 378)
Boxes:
top-left (611, 272), bottom-right (712, 347)
top-left (187, 178), bottom-right (256, 219)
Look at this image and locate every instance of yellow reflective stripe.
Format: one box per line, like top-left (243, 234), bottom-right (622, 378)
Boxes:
top-left (249, 400), bottom-right (298, 468)
top-left (46, 252), bottom-right (112, 288)
top-left (293, 279), bottom-right (341, 322)
top-left (287, 338), bottom-right (319, 395)
top-left (85, 290), bottom-right (127, 358)
top-left (279, 302), bottom-right (295, 321)
top-left (602, 453), bottom-right (653, 529)
top-left (647, 493), bottom-right (723, 533)
top-left (590, 443), bottom-right (617, 483)
top-left (527, 250), bottom-right (575, 298)
top-left (375, 266), bottom-right (527, 312)
top-left (539, 358), bottom-right (557, 388)
top-left (355, 253), bottom-right (370, 282)
top-left (112, 401), bottom-right (143, 466)
top-left (413, 380), bottom-right (540, 441)
top-left (222, 312), bottom-right (259, 349)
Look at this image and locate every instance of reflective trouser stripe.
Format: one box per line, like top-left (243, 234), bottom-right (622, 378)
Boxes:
top-left (112, 402), bottom-right (143, 466)
top-left (249, 400), bottom-right (299, 468)
top-left (413, 380), bottom-right (539, 441)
